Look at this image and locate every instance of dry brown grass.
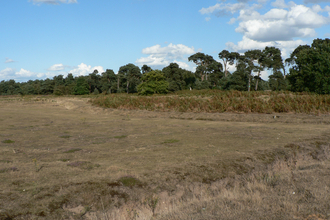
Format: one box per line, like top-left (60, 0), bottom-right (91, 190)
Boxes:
top-left (90, 90), bottom-right (330, 114)
top-left (0, 95), bottom-right (329, 220)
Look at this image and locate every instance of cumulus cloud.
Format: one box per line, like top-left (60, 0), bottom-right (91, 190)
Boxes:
top-left (5, 58), bottom-right (15, 63)
top-left (0, 68), bottom-right (46, 81)
top-left (304, 0), bottom-right (330, 4)
top-left (48, 63), bottom-right (66, 71)
top-left (201, 0), bottom-right (330, 59)
top-left (15, 68), bottom-right (36, 77)
top-left (29, 0), bottom-right (77, 5)
top-left (200, 3), bottom-right (248, 16)
top-left (69, 63), bottom-right (104, 76)
top-left (0, 68), bottom-right (16, 79)
top-left (226, 36), bottom-right (306, 56)
top-left (136, 43), bottom-right (196, 70)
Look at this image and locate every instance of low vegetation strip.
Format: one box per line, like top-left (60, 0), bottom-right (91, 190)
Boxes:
top-left (90, 91), bottom-right (330, 114)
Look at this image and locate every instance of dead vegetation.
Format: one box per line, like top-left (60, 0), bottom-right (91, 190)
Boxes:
top-left (0, 95), bottom-right (329, 220)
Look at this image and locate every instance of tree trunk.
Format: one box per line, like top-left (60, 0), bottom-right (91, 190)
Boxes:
top-left (117, 77), bottom-right (119, 91)
top-left (223, 60), bottom-right (227, 77)
top-left (255, 71), bottom-right (260, 91)
top-left (248, 73), bottom-right (251, 92)
top-left (127, 80), bottom-right (129, 94)
top-left (282, 67), bottom-right (286, 79)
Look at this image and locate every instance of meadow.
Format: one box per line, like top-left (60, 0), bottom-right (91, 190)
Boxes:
top-left (0, 92), bottom-right (329, 220)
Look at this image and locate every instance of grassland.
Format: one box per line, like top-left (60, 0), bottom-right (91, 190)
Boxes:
top-left (0, 93), bottom-right (329, 220)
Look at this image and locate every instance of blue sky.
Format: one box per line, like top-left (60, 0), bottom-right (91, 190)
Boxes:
top-left (1, 0), bottom-right (330, 82)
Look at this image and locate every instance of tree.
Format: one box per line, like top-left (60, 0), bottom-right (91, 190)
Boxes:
top-left (87, 70), bottom-right (101, 93)
top-left (229, 61), bottom-right (249, 91)
top-left (188, 52), bottom-right (215, 81)
top-left (100, 69), bottom-right (117, 94)
top-left (218, 50), bottom-right (240, 77)
top-left (74, 76), bottom-right (89, 95)
top-left (207, 61), bottom-right (224, 88)
top-left (141, 65), bottom-right (152, 74)
top-left (243, 50), bottom-right (265, 91)
top-left (287, 38), bottom-right (330, 94)
top-left (137, 70), bottom-right (169, 95)
top-left (118, 63), bottom-right (141, 94)
top-left (162, 63), bottom-right (187, 92)
top-left (269, 71), bottom-right (287, 91)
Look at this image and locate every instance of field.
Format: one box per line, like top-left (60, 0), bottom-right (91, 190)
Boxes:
top-left (0, 93), bottom-right (330, 220)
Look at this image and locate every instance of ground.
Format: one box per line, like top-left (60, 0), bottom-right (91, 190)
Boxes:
top-left (0, 96), bottom-right (329, 220)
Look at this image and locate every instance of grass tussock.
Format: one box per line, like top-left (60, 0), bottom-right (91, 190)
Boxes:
top-left (2, 139), bottom-right (15, 143)
top-left (63, 148), bottom-right (82, 153)
top-left (90, 90), bottom-right (330, 114)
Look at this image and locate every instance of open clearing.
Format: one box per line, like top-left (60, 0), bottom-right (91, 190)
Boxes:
top-left (0, 96), bottom-right (329, 219)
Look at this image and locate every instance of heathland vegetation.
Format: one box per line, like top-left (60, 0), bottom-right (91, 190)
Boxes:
top-left (1, 38), bottom-right (330, 219)
top-left (1, 38), bottom-right (330, 96)
top-left (0, 96), bottom-right (330, 219)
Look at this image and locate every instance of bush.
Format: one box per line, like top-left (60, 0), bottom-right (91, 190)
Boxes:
top-left (137, 70), bottom-right (169, 95)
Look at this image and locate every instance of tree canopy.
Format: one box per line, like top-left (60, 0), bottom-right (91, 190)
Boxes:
top-left (1, 38), bottom-right (329, 95)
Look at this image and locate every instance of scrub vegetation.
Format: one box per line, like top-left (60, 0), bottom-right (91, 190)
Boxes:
top-left (0, 95), bottom-right (329, 219)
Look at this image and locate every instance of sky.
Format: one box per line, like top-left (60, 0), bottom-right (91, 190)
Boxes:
top-left (1, 0), bottom-right (330, 82)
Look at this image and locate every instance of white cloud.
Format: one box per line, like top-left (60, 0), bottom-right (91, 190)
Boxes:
top-left (173, 60), bottom-right (196, 72)
top-left (201, 0), bottom-right (330, 61)
top-left (304, 0), bottom-right (330, 4)
top-left (15, 68), bottom-right (37, 78)
top-left (5, 58), bottom-right (15, 63)
top-left (0, 68), bottom-right (16, 80)
top-left (234, 4), bottom-right (329, 42)
top-left (69, 63), bottom-right (104, 76)
top-left (48, 63), bottom-right (66, 71)
top-left (226, 36), bottom-right (306, 57)
top-left (228, 18), bottom-right (236, 24)
top-left (136, 43), bottom-right (196, 70)
top-left (205, 17), bottom-right (211, 21)
top-left (271, 0), bottom-right (289, 8)
top-left (200, 3), bottom-right (248, 15)
top-left (29, 0), bottom-right (77, 5)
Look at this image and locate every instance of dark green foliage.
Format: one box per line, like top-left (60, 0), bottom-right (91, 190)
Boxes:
top-left (137, 70), bottom-right (169, 95)
top-left (100, 69), bottom-right (117, 94)
top-left (269, 71), bottom-right (287, 91)
top-left (63, 148), bottom-right (82, 153)
top-left (118, 176), bottom-right (143, 188)
top-left (2, 139), bottom-right (15, 144)
top-left (162, 63), bottom-right (187, 92)
top-left (118, 63), bottom-right (141, 94)
top-left (1, 38), bottom-right (330, 95)
top-left (0, 80), bottom-right (21, 95)
top-left (141, 64), bottom-right (152, 74)
top-left (219, 50), bottom-right (240, 77)
top-left (74, 76), bottom-right (89, 95)
top-left (287, 38), bottom-right (330, 94)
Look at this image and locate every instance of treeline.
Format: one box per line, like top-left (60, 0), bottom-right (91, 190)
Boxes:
top-left (1, 38), bottom-right (329, 96)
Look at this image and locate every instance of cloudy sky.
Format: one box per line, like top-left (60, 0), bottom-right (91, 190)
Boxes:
top-left (1, 0), bottom-right (329, 82)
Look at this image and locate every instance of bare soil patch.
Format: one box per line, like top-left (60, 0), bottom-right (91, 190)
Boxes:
top-left (0, 96), bottom-right (329, 219)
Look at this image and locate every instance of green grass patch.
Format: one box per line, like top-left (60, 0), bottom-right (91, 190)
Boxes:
top-left (58, 159), bottom-right (70, 162)
top-left (63, 148), bottom-right (82, 153)
top-left (118, 176), bottom-right (143, 188)
top-left (0, 160), bottom-right (12, 163)
top-left (59, 135), bottom-right (71, 139)
top-left (2, 139), bottom-right (15, 144)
